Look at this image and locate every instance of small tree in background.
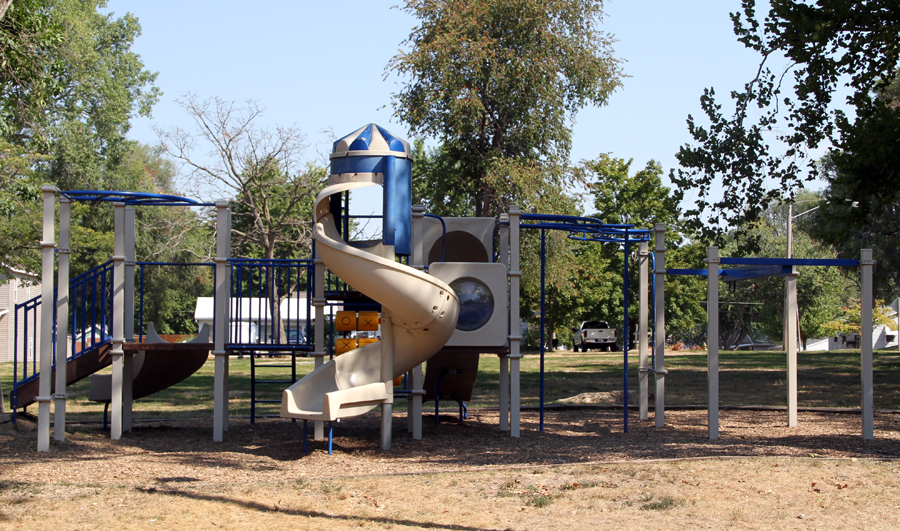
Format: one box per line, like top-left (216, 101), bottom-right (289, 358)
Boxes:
top-left (158, 95), bottom-right (325, 342)
top-left (822, 299), bottom-right (896, 339)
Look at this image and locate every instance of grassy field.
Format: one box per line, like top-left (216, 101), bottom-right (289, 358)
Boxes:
top-left (2, 347), bottom-right (899, 423)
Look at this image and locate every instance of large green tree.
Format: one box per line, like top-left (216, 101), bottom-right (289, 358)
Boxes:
top-left (716, 192), bottom-right (850, 350)
top-left (671, 0), bottom-right (900, 246)
top-left (0, 0), bottom-right (159, 274)
top-left (389, 0), bottom-right (623, 216)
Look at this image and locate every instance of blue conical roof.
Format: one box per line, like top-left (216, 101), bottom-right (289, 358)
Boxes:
top-left (331, 124), bottom-right (411, 159)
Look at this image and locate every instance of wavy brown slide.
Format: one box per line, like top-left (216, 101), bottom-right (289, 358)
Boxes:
top-left (88, 322), bottom-right (212, 402)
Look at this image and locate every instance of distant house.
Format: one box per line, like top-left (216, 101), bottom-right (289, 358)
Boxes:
top-left (0, 269), bottom-right (42, 363)
top-left (194, 294), bottom-right (312, 346)
top-left (806, 298), bottom-right (899, 351)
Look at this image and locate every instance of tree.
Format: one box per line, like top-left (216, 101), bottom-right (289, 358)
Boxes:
top-left (811, 74), bottom-right (900, 300)
top-left (715, 192), bottom-right (850, 349)
top-left (158, 96), bottom-right (326, 340)
top-left (580, 155), bottom-right (706, 345)
top-left (389, 0), bottom-right (624, 216)
top-left (822, 298), bottom-right (896, 338)
top-left (0, 0), bottom-right (159, 275)
top-left (671, 0), bottom-right (900, 245)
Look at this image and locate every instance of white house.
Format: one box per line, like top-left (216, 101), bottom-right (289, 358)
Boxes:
top-left (0, 269), bottom-right (42, 364)
top-left (806, 298), bottom-right (899, 351)
top-left (194, 294), bottom-right (312, 345)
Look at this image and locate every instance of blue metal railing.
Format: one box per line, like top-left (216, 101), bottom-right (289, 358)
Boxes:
top-left (229, 259), bottom-right (314, 351)
top-left (12, 260), bottom-right (114, 413)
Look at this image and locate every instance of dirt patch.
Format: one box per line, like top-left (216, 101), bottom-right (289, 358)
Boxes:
top-left (554, 391), bottom-right (639, 405)
top-left (2, 408), bottom-right (900, 530)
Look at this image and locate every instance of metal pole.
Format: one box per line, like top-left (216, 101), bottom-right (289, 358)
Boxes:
top-left (539, 229), bottom-right (545, 432)
top-left (213, 203), bottom-right (231, 441)
top-left (639, 240), bottom-right (649, 421)
top-left (122, 208), bottom-right (135, 433)
top-left (410, 205), bottom-right (425, 440)
top-left (110, 203), bottom-right (126, 440)
top-left (622, 231), bottom-right (630, 433)
top-left (786, 266), bottom-right (799, 427)
top-left (509, 206), bottom-right (522, 437)
top-left (653, 224), bottom-right (667, 428)
top-left (860, 249), bottom-right (875, 439)
top-left (53, 196), bottom-right (71, 441)
top-left (37, 186), bottom-right (56, 451)
top-left (498, 213), bottom-right (510, 432)
top-left (706, 246), bottom-right (720, 440)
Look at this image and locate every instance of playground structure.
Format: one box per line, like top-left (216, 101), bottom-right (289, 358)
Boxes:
top-left (670, 248), bottom-right (876, 440)
top-left (10, 122), bottom-right (880, 453)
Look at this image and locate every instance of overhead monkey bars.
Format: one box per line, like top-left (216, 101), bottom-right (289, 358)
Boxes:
top-left (517, 213), bottom-right (656, 433)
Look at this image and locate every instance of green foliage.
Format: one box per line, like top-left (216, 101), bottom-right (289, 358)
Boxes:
top-left (671, 0), bottom-right (900, 247)
top-left (822, 298), bottom-right (896, 337)
top-left (718, 193), bottom-right (850, 349)
top-left (389, 0), bottom-right (623, 216)
top-left (812, 76), bottom-right (900, 298)
top-left (410, 138), bottom-right (476, 217)
top-left (574, 154), bottom-right (705, 343)
top-left (0, 0), bottom-right (159, 276)
top-left (582, 155), bottom-right (680, 231)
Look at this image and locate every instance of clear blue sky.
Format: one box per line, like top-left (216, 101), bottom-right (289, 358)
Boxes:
top-left (110, 0), bottom-right (786, 211)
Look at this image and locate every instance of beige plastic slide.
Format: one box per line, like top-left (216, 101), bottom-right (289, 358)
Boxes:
top-left (281, 181), bottom-right (460, 421)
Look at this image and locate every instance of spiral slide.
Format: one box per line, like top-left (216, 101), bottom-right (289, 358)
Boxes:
top-left (281, 182), bottom-right (460, 422)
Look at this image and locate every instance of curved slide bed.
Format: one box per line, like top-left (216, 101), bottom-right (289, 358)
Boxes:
top-left (88, 323), bottom-right (212, 402)
top-left (281, 181), bottom-right (460, 422)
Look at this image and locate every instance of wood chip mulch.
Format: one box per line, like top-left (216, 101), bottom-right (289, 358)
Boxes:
top-left (3, 408), bottom-right (899, 488)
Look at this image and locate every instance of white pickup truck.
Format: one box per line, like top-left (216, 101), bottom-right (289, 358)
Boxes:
top-left (572, 320), bottom-right (617, 352)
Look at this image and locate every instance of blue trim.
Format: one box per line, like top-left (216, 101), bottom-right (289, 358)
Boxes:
top-left (375, 124), bottom-right (407, 153)
top-left (719, 257), bottom-right (859, 267)
top-left (62, 190), bottom-right (212, 206)
top-left (329, 155), bottom-right (412, 178)
top-left (424, 214), bottom-right (446, 262)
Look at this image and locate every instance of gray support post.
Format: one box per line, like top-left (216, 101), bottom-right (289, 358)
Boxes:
top-left (508, 206), bottom-right (521, 437)
top-left (638, 240), bottom-right (649, 421)
top-left (653, 224), bottom-right (667, 428)
top-left (37, 186), bottom-right (56, 451)
top-left (381, 312), bottom-right (394, 450)
top-left (409, 205), bottom-right (425, 439)
top-left (213, 203), bottom-right (232, 441)
top-left (860, 249), bottom-right (875, 439)
top-left (786, 266), bottom-right (799, 427)
top-left (411, 364), bottom-right (423, 439)
top-left (111, 203), bottom-right (127, 440)
top-left (499, 213), bottom-right (510, 431)
top-left (54, 196), bottom-right (71, 441)
top-left (706, 247), bottom-right (720, 440)
top-left (122, 207), bottom-right (136, 432)
top-left (124, 208), bottom-right (136, 342)
top-left (312, 234), bottom-right (327, 440)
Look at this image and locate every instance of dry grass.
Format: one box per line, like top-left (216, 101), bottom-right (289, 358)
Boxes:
top-left (2, 349), bottom-right (900, 529)
top-left (2, 406), bottom-right (900, 530)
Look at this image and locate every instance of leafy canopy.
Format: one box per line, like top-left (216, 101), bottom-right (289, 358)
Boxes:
top-left (389, 0), bottom-right (623, 216)
top-left (671, 0), bottom-right (900, 244)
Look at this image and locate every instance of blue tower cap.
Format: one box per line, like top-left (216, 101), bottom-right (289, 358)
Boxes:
top-left (331, 123), bottom-right (412, 160)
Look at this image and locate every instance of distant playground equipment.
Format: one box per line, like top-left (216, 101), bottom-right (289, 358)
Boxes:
top-left (669, 248), bottom-right (876, 440)
top-left (12, 123), bottom-right (879, 453)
